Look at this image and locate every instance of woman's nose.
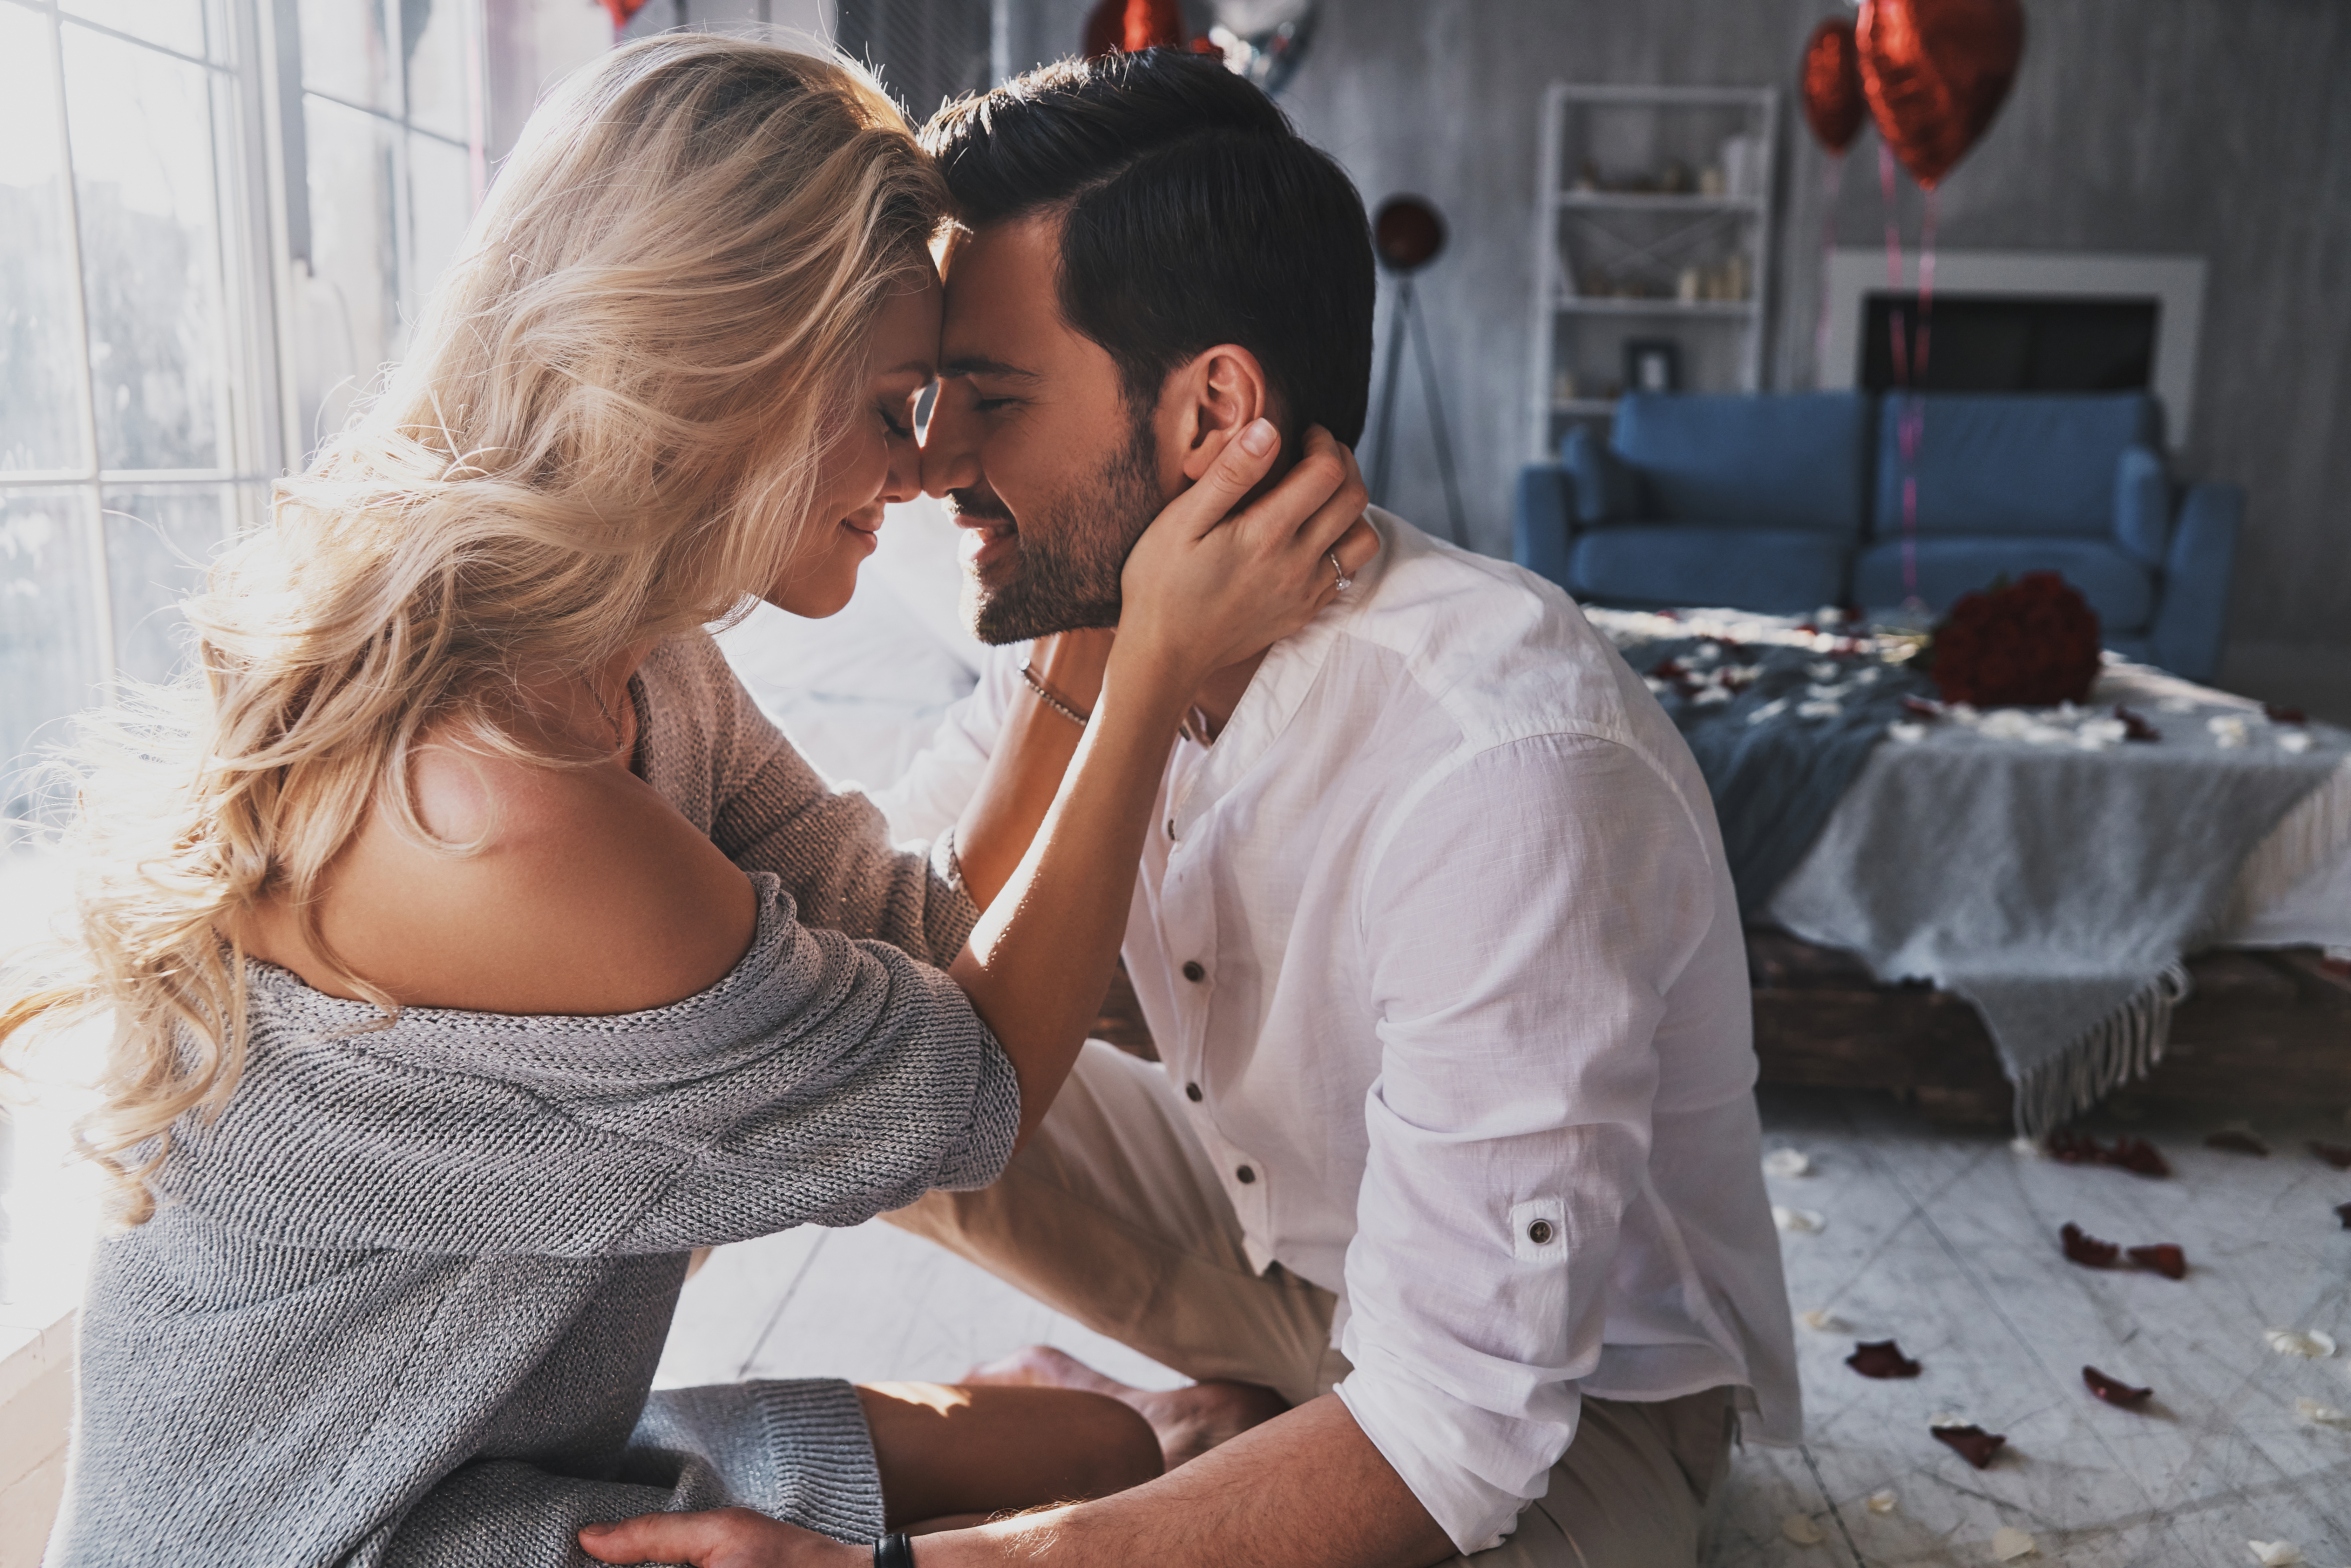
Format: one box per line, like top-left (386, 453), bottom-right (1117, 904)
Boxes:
top-left (881, 430), bottom-right (922, 505)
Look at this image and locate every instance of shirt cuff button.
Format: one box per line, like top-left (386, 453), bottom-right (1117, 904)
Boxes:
top-left (1236, 1165), bottom-right (1256, 1184)
top-left (1185, 1082), bottom-right (1204, 1102)
top-left (1528, 1220), bottom-right (1556, 1245)
top-left (1181, 961), bottom-right (1206, 983)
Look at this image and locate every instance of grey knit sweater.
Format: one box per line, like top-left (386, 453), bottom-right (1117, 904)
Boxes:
top-left (50, 632), bottom-right (1016, 1568)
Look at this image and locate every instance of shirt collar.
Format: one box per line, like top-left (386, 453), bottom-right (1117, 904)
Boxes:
top-left (1167, 508), bottom-right (1402, 839)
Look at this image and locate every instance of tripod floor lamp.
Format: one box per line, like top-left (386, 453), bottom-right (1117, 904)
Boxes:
top-left (1367, 195), bottom-right (1469, 548)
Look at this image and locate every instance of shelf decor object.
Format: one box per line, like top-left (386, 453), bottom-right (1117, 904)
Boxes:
top-left (1525, 82), bottom-right (1781, 460)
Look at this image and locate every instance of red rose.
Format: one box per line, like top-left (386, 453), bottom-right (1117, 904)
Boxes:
top-left (1925, 572), bottom-right (2102, 707)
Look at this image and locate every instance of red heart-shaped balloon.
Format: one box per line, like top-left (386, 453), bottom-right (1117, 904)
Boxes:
top-left (1085, 0), bottom-right (1186, 55)
top-left (599, 0), bottom-right (648, 32)
top-left (1856, 0), bottom-right (2025, 188)
top-left (1801, 19), bottom-right (1869, 154)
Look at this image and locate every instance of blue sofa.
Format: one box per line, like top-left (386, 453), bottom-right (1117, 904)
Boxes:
top-left (1513, 391), bottom-right (2242, 681)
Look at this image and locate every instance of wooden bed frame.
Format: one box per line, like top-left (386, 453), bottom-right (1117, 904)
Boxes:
top-left (1746, 930), bottom-right (2351, 1124)
top-left (1093, 938), bottom-right (2351, 1127)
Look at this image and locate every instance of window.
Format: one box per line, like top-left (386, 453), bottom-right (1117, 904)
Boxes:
top-left (0, 0), bottom-right (485, 826)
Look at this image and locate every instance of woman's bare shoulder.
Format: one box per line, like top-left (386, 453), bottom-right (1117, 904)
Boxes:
top-left (247, 740), bottom-right (756, 1017)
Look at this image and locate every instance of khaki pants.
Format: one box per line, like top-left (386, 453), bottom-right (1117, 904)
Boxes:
top-left (888, 1042), bottom-right (1735, 1567)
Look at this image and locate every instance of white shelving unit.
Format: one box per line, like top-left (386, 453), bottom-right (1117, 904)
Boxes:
top-left (1526, 83), bottom-right (1780, 460)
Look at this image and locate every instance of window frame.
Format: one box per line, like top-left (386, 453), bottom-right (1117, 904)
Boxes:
top-left (0, 0), bottom-right (487, 703)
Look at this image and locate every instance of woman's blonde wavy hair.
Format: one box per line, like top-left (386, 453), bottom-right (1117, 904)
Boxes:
top-left (1, 33), bottom-right (947, 1223)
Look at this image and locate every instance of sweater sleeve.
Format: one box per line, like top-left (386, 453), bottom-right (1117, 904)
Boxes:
top-left (364, 1380), bottom-right (886, 1566)
top-left (642, 633), bottom-right (977, 968)
top-left (153, 878), bottom-right (1019, 1257)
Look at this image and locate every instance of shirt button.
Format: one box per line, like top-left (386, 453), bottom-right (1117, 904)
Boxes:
top-left (1527, 1220), bottom-right (1556, 1245)
top-left (1181, 961), bottom-right (1206, 983)
top-left (1236, 1165), bottom-right (1256, 1184)
top-left (1185, 1082), bottom-right (1203, 1102)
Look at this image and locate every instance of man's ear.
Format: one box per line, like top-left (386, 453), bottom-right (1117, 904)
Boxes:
top-left (1168, 345), bottom-right (1274, 483)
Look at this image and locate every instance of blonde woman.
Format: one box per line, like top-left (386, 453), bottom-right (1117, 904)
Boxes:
top-left (3, 35), bottom-right (1373, 1567)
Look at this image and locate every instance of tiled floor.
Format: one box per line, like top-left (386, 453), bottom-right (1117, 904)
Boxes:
top-left (660, 1085), bottom-right (2351, 1567)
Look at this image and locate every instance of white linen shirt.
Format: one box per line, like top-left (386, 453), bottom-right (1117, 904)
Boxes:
top-left (877, 511), bottom-right (1801, 1553)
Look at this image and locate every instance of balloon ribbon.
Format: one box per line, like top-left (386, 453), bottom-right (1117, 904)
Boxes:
top-left (1879, 146), bottom-right (1939, 606)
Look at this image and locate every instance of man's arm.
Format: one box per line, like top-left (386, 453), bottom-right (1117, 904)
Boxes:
top-left (925, 1395), bottom-right (1452, 1567)
top-left (1328, 731), bottom-right (1733, 1552)
top-left (581, 1396), bottom-right (1452, 1568)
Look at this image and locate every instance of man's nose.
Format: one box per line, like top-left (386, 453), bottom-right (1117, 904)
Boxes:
top-left (919, 382), bottom-right (982, 499)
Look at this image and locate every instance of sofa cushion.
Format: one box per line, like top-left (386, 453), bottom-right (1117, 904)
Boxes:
top-left (1871, 392), bottom-right (2162, 539)
top-left (2113, 445), bottom-right (2171, 565)
top-left (1571, 524), bottom-right (1850, 615)
top-left (1851, 537), bottom-right (2156, 633)
top-left (1611, 392), bottom-right (1870, 536)
top-left (1563, 423), bottom-right (1641, 524)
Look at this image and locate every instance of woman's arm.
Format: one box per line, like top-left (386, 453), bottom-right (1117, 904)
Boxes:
top-left (950, 422), bottom-right (1369, 1146)
top-left (942, 630), bottom-right (1110, 911)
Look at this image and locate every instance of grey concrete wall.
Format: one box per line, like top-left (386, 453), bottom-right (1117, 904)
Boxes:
top-left (1000, 0), bottom-right (2351, 677)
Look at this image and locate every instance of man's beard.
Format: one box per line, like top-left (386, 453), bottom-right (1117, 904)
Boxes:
top-left (959, 416), bottom-right (1160, 646)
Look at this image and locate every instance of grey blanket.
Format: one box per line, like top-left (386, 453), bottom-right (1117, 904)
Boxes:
top-left (1592, 611), bottom-right (2349, 1135)
top-left (1605, 616), bottom-right (1932, 916)
top-left (1767, 680), bottom-right (2346, 1134)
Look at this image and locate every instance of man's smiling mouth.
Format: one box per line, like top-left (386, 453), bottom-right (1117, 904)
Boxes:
top-left (946, 487), bottom-right (1019, 573)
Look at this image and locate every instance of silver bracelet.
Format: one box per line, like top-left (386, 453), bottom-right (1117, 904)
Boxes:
top-left (1019, 658), bottom-right (1091, 728)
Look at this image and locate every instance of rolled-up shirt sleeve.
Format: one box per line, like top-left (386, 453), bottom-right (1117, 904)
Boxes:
top-left (1332, 732), bottom-right (1723, 1554)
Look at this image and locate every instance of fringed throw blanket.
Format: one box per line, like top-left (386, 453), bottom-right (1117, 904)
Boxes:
top-left (1592, 609), bottom-right (1937, 916)
top-left (1591, 609), bottom-right (2351, 1137)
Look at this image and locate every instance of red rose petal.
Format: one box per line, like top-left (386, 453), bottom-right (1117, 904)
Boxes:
top-left (2205, 1129), bottom-right (2269, 1156)
top-left (1930, 1424), bottom-right (2006, 1468)
top-left (2113, 704), bottom-right (2161, 742)
top-left (1847, 1340), bottom-right (1923, 1379)
top-left (2060, 1223), bottom-right (2121, 1268)
top-left (2336, 1201), bottom-right (2351, 1229)
top-left (2045, 1132), bottom-right (2169, 1176)
top-left (2126, 1243), bottom-right (2187, 1279)
top-left (2264, 704), bottom-right (2309, 725)
top-left (2047, 1130), bottom-right (2100, 1165)
top-left (2082, 1365), bottom-right (2153, 1407)
top-left (2310, 1142), bottom-right (2351, 1170)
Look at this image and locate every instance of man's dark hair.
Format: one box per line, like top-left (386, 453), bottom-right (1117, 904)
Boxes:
top-left (923, 50), bottom-right (1375, 447)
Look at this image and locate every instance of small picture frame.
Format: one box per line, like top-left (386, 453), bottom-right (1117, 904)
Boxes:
top-left (1623, 338), bottom-right (1681, 395)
